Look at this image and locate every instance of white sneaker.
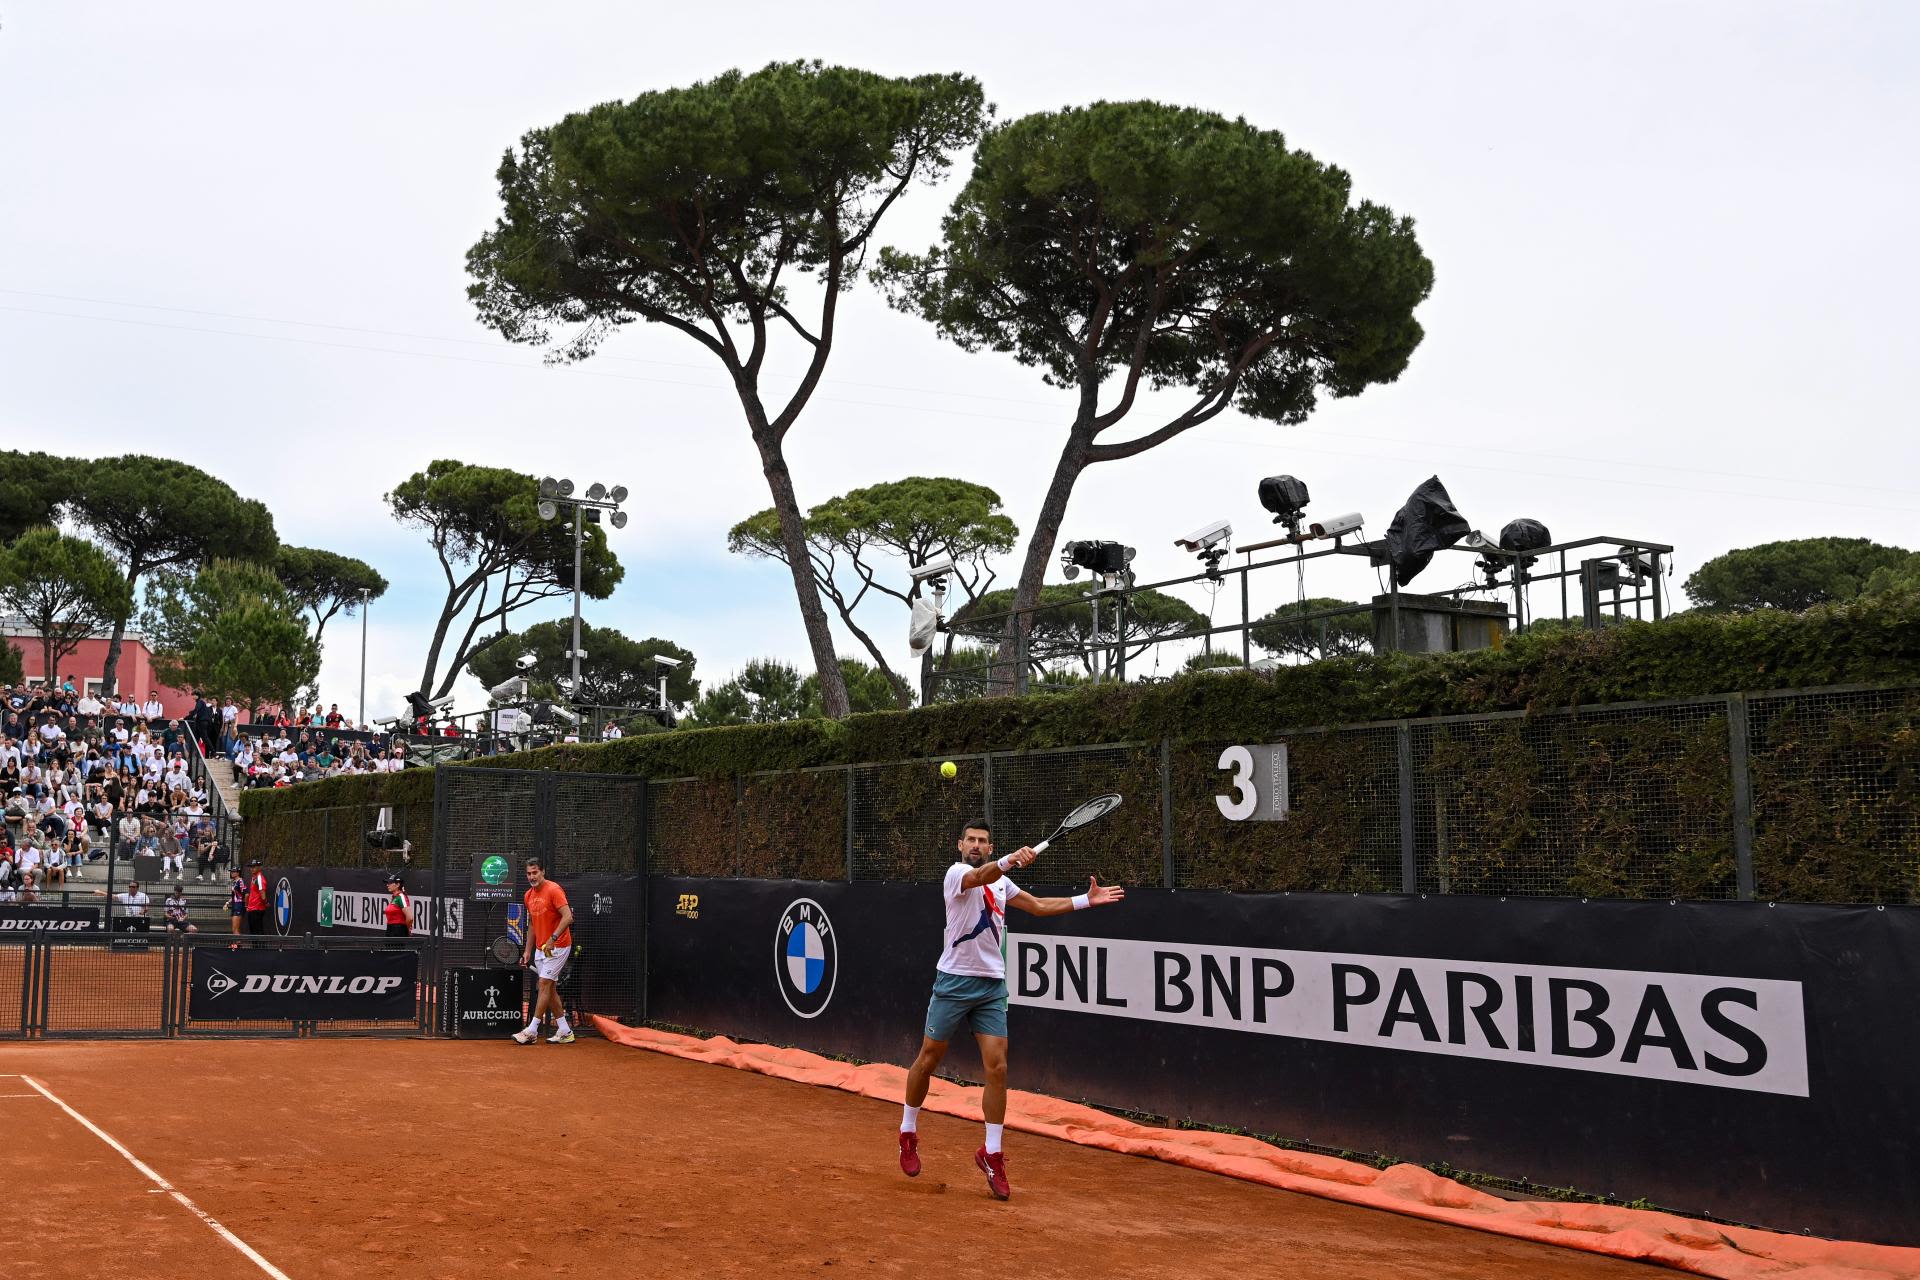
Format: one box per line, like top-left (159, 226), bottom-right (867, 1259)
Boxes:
top-left (511, 1028), bottom-right (540, 1045)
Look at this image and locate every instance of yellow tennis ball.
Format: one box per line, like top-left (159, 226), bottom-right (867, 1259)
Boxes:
top-left (940, 761), bottom-right (957, 779)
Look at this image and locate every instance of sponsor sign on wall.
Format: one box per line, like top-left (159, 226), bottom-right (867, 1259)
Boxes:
top-left (1009, 936), bottom-right (1805, 1097)
top-left (187, 946), bottom-right (418, 1021)
top-left (447, 966), bottom-right (524, 1038)
top-left (0, 905), bottom-right (103, 933)
top-left (647, 877), bottom-right (1920, 1246)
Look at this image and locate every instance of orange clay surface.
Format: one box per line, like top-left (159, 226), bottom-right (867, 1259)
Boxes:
top-left (0, 1038), bottom-right (1655, 1280)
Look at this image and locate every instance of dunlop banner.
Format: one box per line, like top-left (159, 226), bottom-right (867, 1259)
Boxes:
top-left (187, 945), bottom-right (418, 1021)
top-left (0, 905), bottom-right (103, 933)
top-left (647, 877), bottom-right (1920, 1244)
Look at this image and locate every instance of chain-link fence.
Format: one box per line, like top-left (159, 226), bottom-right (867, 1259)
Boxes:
top-left (241, 800), bottom-right (434, 870)
top-left (638, 684), bottom-right (1920, 904)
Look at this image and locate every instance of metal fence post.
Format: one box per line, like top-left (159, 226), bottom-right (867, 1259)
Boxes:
top-left (1396, 723), bottom-right (1416, 894)
top-left (1160, 738), bottom-right (1175, 890)
top-left (982, 754), bottom-right (995, 831)
top-left (733, 774), bottom-right (745, 877)
top-left (844, 766), bottom-right (855, 882)
top-left (1728, 693), bottom-right (1756, 900)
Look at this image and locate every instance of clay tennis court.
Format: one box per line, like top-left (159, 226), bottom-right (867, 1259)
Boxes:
top-left (0, 1038), bottom-right (1651, 1280)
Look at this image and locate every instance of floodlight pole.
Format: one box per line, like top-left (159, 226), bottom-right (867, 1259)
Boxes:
top-left (358, 587), bottom-right (371, 727)
top-left (571, 504), bottom-right (585, 696)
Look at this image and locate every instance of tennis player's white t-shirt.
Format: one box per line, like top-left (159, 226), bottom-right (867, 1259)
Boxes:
top-left (939, 862), bottom-right (1019, 980)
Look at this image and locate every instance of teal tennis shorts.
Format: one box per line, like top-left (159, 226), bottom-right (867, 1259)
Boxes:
top-left (925, 970), bottom-right (1009, 1041)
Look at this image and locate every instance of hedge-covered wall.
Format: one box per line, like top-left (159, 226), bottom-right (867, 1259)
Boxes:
top-left (242, 589), bottom-right (1920, 820)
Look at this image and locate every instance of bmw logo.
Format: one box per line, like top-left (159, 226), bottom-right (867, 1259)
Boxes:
top-left (775, 898), bottom-right (837, 1019)
top-left (273, 878), bottom-right (293, 935)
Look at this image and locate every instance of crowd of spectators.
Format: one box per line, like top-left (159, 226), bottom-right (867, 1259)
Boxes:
top-left (233, 726), bottom-right (404, 787)
top-left (0, 678), bottom-right (224, 907)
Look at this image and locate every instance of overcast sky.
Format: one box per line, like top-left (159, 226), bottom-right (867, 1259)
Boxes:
top-left (3, 2), bottom-right (1915, 719)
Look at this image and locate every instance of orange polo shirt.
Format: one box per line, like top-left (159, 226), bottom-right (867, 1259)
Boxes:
top-left (525, 880), bottom-right (572, 950)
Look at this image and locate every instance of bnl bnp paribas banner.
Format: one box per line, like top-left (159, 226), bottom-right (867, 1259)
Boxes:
top-left (273, 868), bottom-right (463, 939)
top-left (646, 878), bottom-right (1920, 1246)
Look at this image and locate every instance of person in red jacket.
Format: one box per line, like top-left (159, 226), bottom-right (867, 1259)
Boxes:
top-left (244, 859), bottom-right (271, 942)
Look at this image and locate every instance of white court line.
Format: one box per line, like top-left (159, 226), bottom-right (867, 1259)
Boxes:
top-left (19, 1075), bottom-right (292, 1280)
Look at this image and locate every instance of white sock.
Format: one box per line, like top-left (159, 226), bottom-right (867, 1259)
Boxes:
top-left (556, 1016), bottom-right (571, 1034)
top-left (901, 1105), bottom-right (919, 1133)
top-left (985, 1123), bottom-right (1004, 1154)
top-left (522, 1019), bottom-right (540, 1034)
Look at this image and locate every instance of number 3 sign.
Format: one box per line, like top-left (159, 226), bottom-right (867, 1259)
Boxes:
top-left (1216, 744), bottom-right (1290, 822)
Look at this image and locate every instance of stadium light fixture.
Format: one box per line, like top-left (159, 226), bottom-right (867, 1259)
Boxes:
top-left (535, 475), bottom-right (630, 699)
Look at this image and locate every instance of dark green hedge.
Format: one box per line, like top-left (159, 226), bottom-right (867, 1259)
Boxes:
top-left (243, 589), bottom-right (1920, 817)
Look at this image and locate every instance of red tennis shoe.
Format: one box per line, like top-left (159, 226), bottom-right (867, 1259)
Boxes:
top-left (975, 1146), bottom-right (1010, 1200)
top-left (898, 1131), bottom-right (921, 1177)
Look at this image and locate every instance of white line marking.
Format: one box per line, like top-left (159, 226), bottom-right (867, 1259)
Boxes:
top-left (20, 1075), bottom-right (292, 1279)
top-left (0, 1092), bottom-right (40, 1098)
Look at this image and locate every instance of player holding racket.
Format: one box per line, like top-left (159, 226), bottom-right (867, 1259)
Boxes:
top-left (513, 856), bottom-right (576, 1045)
top-left (898, 814), bottom-right (1125, 1199)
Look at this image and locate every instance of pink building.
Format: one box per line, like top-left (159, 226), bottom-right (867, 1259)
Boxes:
top-left (2, 621), bottom-right (197, 719)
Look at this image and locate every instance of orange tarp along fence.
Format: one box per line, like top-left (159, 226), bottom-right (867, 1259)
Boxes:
top-left (594, 1019), bottom-right (1920, 1280)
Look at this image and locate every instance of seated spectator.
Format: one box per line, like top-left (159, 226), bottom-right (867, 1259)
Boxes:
top-left (188, 816), bottom-right (218, 881)
top-left (142, 692), bottom-right (164, 721)
top-left (162, 884), bottom-right (196, 934)
top-left (76, 689), bottom-right (103, 716)
top-left (116, 809), bottom-right (142, 857)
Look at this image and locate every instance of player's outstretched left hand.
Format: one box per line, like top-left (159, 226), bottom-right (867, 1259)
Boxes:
top-left (1086, 876), bottom-right (1125, 907)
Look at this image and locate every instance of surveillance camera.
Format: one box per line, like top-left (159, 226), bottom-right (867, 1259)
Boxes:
top-left (1309, 512), bottom-right (1364, 539)
top-left (1174, 520), bottom-right (1232, 553)
top-left (909, 555), bottom-right (958, 582)
top-left (652, 654), bottom-right (683, 668)
top-left (514, 653), bottom-right (538, 672)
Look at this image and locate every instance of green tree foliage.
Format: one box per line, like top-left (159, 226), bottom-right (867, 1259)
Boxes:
top-left (1184, 651), bottom-right (1249, 672)
top-left (0, 641), bottom-right (21, 686)
top-left (386, 460), bottom-right (622, 701)
top-left (67, 455), bottom-right (277, 698)
top-left (274, 546), bottom-right (389, 645)
top-left (688, 659), bottom-right (811, 727)
top-left (728, 476), bottom-right (1017, 708)
top-left (1250, 597), bottom-right (1372, 661)
top-left (466, 61), bottom-right (986, 720)
top-left (0, 528), bottom-right (134, 683)
top-left (687, 656), bottom-right (901, 726)
top-left (146, 560), bottom-right (322, 716)
top-left (878, 101), bottom-right (1432, 684)
top-left (1683, 537), bottom-right (1912, 613)
top-left (802, 658), bottom-right (901, 717)
top-left (953, 583), bottom-right (1205, 678)
top-left (466, 620), bottom-right (698, 711)
top-left (1865, 553), bottom-right (1920, 596)
top-left (0, 451), bottom-right (75, 544)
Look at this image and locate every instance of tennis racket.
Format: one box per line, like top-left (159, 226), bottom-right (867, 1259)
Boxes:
top-left (1031, 793), bottom-right (1123, 853)
top-left (489, 935), bottom-right (519, 965)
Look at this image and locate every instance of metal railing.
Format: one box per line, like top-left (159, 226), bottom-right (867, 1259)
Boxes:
top-left (931, 533), bottom-right (1672, 697)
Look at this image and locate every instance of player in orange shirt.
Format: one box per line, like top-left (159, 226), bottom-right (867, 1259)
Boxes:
top-left (513, 856), bottom-right (576, 1045)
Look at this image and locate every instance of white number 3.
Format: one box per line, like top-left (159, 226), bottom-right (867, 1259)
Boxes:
top-left (1215, 745), bottom-right (1258, 821)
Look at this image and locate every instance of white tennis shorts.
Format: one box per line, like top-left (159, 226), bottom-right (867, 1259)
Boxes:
top-left (531, 945), bottom-right (570, 981)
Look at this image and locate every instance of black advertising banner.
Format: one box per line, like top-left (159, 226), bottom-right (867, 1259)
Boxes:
top-left (447, 966), bottom-right (524, 1037)
top-left (187, 946), bottom-right (418, 1021)
top-left (650, 879), bottom-right (962, 1072)
top-left (0, 905), bottom-right (102, 933)
top-left (648, 877), bottom-right (1920, 1244)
